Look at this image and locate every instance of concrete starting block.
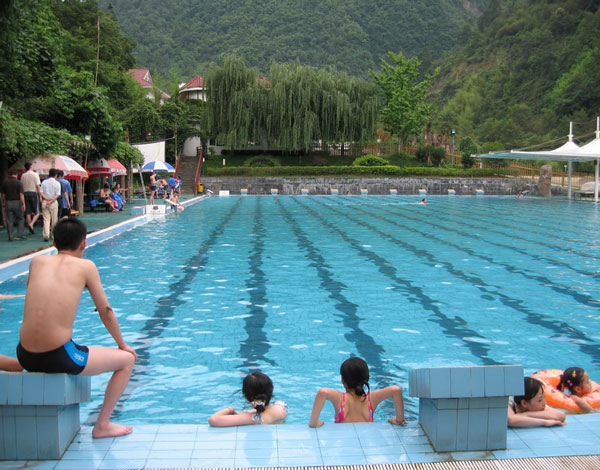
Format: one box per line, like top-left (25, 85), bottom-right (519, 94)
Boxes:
top-left (476, 189), bottom-right (484, 195)
top-left (409, 365), bottom-right (523, 452)
top-left (330, 188), bottom-right (339, 195)
top-left (0, 372), bottom-right (91, 460)
top-left (146, 204), bottom-right (166, 214)
top-left (270, 188), bottom-right (279, 195)
top-left (448, 189), bottom-right (456, 195)
top-left (418, 188), bottom-right (427, 196)
top-left (219, 190), bottom-right (230, 197)
top-left (389, 189), bottom-right (398, 195)
top-left (360, 188), bottom-right (368, 195)
top-left (301, 188), bottom-right (309, 195)
top-left (240, 188), bottom-right (248, 195)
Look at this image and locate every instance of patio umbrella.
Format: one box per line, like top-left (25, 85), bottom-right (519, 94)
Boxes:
top-left (10, 154), bottom-right (88, 180)
top-left (87, 158), bottom-right (128, 177)
top-left (141, 160), bottom-right (175, 173)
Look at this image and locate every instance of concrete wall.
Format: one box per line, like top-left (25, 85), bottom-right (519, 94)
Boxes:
top-left (198, 177), bottom-right (564, 196)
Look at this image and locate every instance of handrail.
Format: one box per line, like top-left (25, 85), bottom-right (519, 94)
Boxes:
top-left (174, 149), bottom-right (182, 178)
top-left (194, 148), bottom-right (203, 195)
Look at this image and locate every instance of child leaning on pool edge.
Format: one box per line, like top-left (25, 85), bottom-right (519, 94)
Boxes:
top-left (507, 377), bottom-right (566, 428)
top-left (308, 357), bottom-right (405, 427)
top-left (208, 372), bottom-right (287, 426)
top-left (558, 367), bottom-right (600, 412)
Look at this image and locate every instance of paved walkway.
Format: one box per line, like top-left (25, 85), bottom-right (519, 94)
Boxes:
top-left (0, 197), bottom-right (182, 264)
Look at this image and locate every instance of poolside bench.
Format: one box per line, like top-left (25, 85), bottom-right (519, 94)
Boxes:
top-left (409, 365), bottom-right (523, 452)
top-left (0, 372), bottom-right (91, 460)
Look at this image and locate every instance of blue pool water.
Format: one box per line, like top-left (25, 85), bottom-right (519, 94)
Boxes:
top-left (1, 195), bottom-right (599, 425)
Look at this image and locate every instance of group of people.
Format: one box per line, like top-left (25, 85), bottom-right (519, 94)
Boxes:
top-left (96, 183), bottom-right (128, 212)
top-left (1, 164), bottom-right (74, 242)
top-left (0, 216), bottom-right (598, 440)
top-left (149, 172), bottom-right (182, 206)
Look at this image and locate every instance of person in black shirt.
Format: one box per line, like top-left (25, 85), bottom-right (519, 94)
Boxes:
top-left (1, 169), bottom-right (26, 240)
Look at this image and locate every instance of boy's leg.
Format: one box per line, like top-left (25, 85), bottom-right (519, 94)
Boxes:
top-left (82, 346), bottom-right (135, 438)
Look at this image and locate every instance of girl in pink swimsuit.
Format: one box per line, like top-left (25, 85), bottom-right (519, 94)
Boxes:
top-left (309, 357), bottom-right (406, 427)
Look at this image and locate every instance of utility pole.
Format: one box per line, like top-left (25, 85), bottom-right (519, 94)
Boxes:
top-left (451, 129), bottom-right (456, 165)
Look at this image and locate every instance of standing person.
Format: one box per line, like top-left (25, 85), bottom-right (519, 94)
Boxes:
top-left (17, 218), bottom-right (137, 438)
top-left (1, 169), bottom-right (26, 241)
top-left (57, 170), bottom-right (73, 218)
top-left (309, 357), bottom-right (406, 427)
top-left (40, 169), bottom-right (62, 242)
top-left (149, 172), bottom-right (157, 205)
top-left (20, 162), bottom-right (42, 234)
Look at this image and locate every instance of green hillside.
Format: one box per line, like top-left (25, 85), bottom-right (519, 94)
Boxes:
top-left (99, 0), bottom-right (488, 80)
top-left (430, 0), bottom-right (600, 150)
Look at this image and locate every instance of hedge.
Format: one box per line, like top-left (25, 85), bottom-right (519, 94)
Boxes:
top-left (203, 166), bottom-right (515, 177)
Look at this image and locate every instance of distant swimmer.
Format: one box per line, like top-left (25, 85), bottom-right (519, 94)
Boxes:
top-left (418, 198), bottom-right (427, 205)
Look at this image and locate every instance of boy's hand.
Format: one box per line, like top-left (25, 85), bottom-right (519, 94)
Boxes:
top-left (388, 417), bottom-right (406, 426)
top-left (120, 344), bottom-right (137, 361)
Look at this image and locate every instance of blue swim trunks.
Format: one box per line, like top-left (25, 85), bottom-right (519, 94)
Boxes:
top-left (17, 339), bottom-right (89, 375)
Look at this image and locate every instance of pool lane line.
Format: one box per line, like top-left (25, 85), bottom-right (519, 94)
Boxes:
top-left (81, 198), bottom-right (245, 424)
top-left (433, 197), bottom-right (600, 260)
top-left (296, 196), bottom-right (500, 367)
top-left (238, 196), bottom-right (277, 370)
top-left (334, 197), bottom-right (600, 366)
top-left (358, 196), bottom-right (600, 304)
top-left (273, 198), bottom-right (400, 400)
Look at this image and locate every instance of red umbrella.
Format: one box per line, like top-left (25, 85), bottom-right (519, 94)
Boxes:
top-left (87, 158), bottom-right (128, 177)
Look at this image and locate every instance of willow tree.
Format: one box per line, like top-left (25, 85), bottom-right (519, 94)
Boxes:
top-left (206, 55), bottom-right (259, 148)
top-left (205, 55), bottom-right (378, 153)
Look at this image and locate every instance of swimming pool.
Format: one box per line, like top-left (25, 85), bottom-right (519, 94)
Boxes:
top-left (1, 195), bottom-right (599, 426)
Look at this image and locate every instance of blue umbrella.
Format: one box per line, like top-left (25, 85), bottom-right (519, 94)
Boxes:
top-left (141, 161), bottom-right (175, 173)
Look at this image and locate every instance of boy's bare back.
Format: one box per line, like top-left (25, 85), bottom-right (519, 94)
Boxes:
top-left (20, 253), bottom-right (107, 353)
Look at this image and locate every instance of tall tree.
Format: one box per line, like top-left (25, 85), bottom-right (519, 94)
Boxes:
top-left (371, 52), bottom-right (438, 147)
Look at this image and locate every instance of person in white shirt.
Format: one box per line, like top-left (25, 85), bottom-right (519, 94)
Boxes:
top-left (39, 169), bottom-right (62, 241)
top-left (20, 162), bottom-right (42, 234)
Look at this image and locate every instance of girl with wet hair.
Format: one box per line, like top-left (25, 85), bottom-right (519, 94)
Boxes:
top-left (309, 357), bottom-right (405, 427)
top-left (558, 367), bottom-right (600, 412)
top-left (507, 377), bottom-right (566, 427)
top-left (208, 372), bottom-right (287, 426)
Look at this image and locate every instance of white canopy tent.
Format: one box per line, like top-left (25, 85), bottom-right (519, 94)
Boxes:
top-left (476, 120), bottom-right (600, 201)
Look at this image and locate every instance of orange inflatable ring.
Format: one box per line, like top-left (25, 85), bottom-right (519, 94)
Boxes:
top-left (531, 369), bottom-right (600, 411)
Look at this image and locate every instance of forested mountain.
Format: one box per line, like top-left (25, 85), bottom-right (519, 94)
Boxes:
top-left (430, 0), bottom-right (600, 150)
top-left (98, 0), bottom-right (489, 81)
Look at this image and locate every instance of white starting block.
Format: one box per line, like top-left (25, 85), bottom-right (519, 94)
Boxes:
top-left (146, 205), bottom-right (166, 215)
top-left (219, 190), bottom-right (230, 197)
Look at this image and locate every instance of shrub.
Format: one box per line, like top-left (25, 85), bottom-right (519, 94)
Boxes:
top-left (243, 155), bottom-right (281, 167)
top-left (386, 152), bottom-right (418, 167)
top-left (204, 165), bottom-right (514, 178)
top-left (415, 145), bottom-right (446, 166)
top-left (352, 155), bottom-right (390, 166)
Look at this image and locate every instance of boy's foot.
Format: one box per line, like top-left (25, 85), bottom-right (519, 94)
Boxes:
top-left (92, 422), bottom-right (133, 439)
top-left (28, 225), bottom-right (35, 234)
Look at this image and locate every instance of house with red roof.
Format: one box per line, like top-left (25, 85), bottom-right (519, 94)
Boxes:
top-left (127, 68), bottom-right (170, 104)
top-left (179, 76), bottom-right (207, 102)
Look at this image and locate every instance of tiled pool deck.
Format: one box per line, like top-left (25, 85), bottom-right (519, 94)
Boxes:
top-left (1, 415), bottom-right (599, 469)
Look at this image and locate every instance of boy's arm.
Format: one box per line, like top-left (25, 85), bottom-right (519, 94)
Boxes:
top-left (208, 407), bottom-right (255, 427)
top-left (371, 385), bottom-right (406, 425)
top-left (85, 261), bottom-right (136, 359)
top-left (308, 388), bottom-right (339, 428)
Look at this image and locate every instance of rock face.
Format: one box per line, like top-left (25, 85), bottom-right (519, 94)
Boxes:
top-left (538, 164), bottom-right (553, 197)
